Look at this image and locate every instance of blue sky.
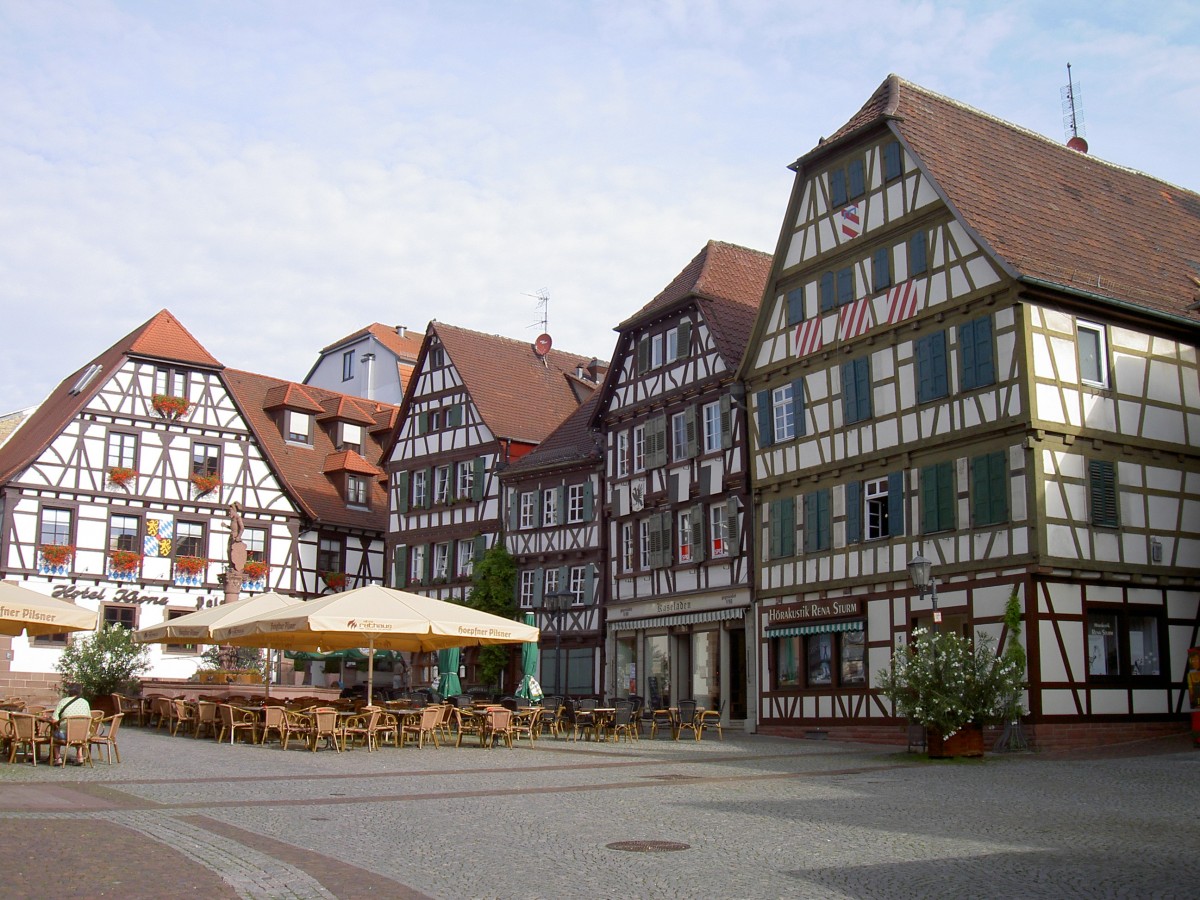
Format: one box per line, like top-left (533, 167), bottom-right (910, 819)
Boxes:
top-left (2, 1), bottom-right (1197, 412)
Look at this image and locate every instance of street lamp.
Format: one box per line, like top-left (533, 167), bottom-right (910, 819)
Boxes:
top-left (535, 590), bottom-right (572, 698)
top-left (906, 552), bottom-right (940, 633)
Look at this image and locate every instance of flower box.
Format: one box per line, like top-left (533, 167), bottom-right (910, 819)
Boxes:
top-left (243, 560), bottom-right (268, 581)
top-left (107, 466), bottom-right (137, 489)
top-left (40, 544), bottom-right (75, 568)
top-left (152, 394), bottom-right (190, 420)
top-left (321, 571), bottom-right (346, 590)
top-left (174, 555), bottom-right (209, 577)
top-left (190, 473), bottom-right (221, 497)
top-left (109, 550), bottom-right (142, 574)
top-left (927, 724), bottom-right (985, 758)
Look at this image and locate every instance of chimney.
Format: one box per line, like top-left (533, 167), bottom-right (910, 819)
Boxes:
top-left (360, 353), bottom-right (376, 400)
top-left (587, 358), bottom-right (608, 382)
top-left (395, 325), bottom-right (407, 338)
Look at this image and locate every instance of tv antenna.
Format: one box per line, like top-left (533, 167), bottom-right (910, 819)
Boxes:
top-left (524, 288), bottom-right (553, 361)
top-left (1061, 62), bottom-right (1088, 152)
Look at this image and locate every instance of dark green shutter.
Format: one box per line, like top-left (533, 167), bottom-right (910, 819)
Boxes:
top-left (803, 493), bottom-right (819, 553)
top-left (533, 568), bottom-right (544, 605)
top-left (422, 543), bottom-right (432, 585)
top-left (684, 405), bottom-right (698, 458)
top-left (757, 389), bottom-right (773, 448)
top-left (582, 479), bottom-right (594, 520)
top-left (392, 544), bottom-right (408, 588)
top-left (691, 504), bottom-right (705, 562)
top-left (474, 533), bottom-right (486, 564)
top-left (791, 377), bottom-right (805, 437)
top-left (846, 481), bottom-right (862, 544)
top-left (720, 394), bottom-right (732, 449)
top-left (395, 470), bottom-right (409, 514)
top-left (472, 456), bottom-right (485, 501)
top-left (637, 335), bottom-right (650, 373)
top-left (872, 247), bottom-right (891, 292)
top-left (507, 490), bottom-right (519, 530)
top-left (557, 485), bottom-right (567, 524)
top-left (786, 288), bottom-right (804, 326)
top-left (937, 463), bottom-right (955, 531)
top-left (585, 564), bottom-right (595, 605)
top-left (1089, 460), bottom-right (1118, 527)
top-left (447, 405), bottom-right (462, 427)
top-left (888, 471), bottom-right (905, 536)
top-left (909, 231), bottom-right (928, 275)
top-left (676, 320), bottom-right (692, 359)
top-left (725, 498), bottom-right (739, 548)
top-left (820, 272), bottom-right (835, 312)
top-left (422, 468), bottom-right (433, 508)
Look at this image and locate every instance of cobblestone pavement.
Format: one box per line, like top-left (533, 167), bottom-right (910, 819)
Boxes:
top-left (1, 725), bottom-right (1197, 898)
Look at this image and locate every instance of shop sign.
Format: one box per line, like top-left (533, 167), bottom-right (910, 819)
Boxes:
top-left (766, 599), bottom-right (862, 625)
top-left (51, 582), bottom-right (221, 609)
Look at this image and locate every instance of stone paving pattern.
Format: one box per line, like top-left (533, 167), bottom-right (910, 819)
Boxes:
top-left (1, 725), bottom-right (1197, 898)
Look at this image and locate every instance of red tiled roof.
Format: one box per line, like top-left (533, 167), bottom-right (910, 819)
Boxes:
top-left (316, 396), bottom-right (376, 425)
top-left (429, 323), bottom-right (600, 445)
top-left (801, 75), bottom-right (1200, 324)
top-left (223, 369), bottom-right (397, 529)
top-left (0, 310), bottom-right (223, 485)
top-left (319, 323), bottom-right (423, 362)
top-left (263, 383), bottom-right (324, 413)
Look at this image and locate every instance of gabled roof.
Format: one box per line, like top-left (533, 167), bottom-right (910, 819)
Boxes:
top-left (0, 310), bottom-right (223, 485)
top-left (263, 383), bottom-right (324, 413)
top-left (502, 391), bottom-right (604, 477)
top-left (797, 75), bottom-right (1200, 325)
top-left (316, 396), bottom-right (376, 425)
top-left (425, 322), bottom-right (599, 445)
top-left (318, 322), bottom-right (424, 362)
top-left (223, 369), bottom-right (397, 529)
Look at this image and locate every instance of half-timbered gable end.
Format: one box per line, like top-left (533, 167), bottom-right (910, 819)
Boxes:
top-left (385, 321), bottom-right (602, 626)
top-left (501, 392), bottom-right (605, 697)
top-left (595, 240), bottom-right (771, 725)
top-left (740, 74), bottom-right (1200, 749)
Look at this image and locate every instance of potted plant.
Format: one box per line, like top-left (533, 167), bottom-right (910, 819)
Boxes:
top-left (190, 472), bottom-right (221, 496)
top-left (321, 570), bottom-right (346, 591)
top-left (54, 623), bottom-right (150, 714)
top-left (151, 394), bottom-right (190, 420)
top-left (109, 549), bottom-right (142, 577)
top-left (39, 543), bottom-right (74, 569)
top-left (107, 466), bottom-right (137, 489)
top-left (243, 559), bottom-right (268, 582)
top-left (876, 628), bottom-right (1024, 758)
top-left (175, 555), bottom-right (209, 580)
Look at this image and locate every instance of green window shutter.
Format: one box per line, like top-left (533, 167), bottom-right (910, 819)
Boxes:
top-left (582, 479), bottom-right (594, 520)
top-left (637, 335), bottom-right (650, 373)
top-left (419, 411), bottom-right (430, 435)
top-left (887, 471), bottom-right (905, 536)
top-left (791, 377), bottom-right (805, 437)
top-left (872, 247), bottom-right (891, 292)
top-left (422, 468), bottom-right (433, 508)
top-left (917, 332), bottom-right (948, 403)
top-left (422, 542), bottom-right (432, 585)
top-left (684, 405), bottom-right (698, 458)
top-left (768, 499), bottom-right (783, 559)
top-left (935, 462), bottom-right (955, 532)
top-left (972, 453), bottom-right (1008, 526)
top-left (720, 393), bottom-right (733, 449)
top-left (921, 465), bottom-right (938, 534)
top-left (803, 493), bottom-right (818, 553)
top-left (960, 315), bottom-right (995, 391)
top-left (756, 389), bottom-right (774, 448)
top-left (472, 456), bottom-right (485, 501)
top-left (646, 415), bottom-right (667, 468)
top-left (473, 533), bottom-right (486, 563)
top-left (820, 272), bottom-right (836, 312)
top-left (848, 159), bottom-right (865, 198)
top-left (507, 489), bottom-right (519, 530)
top-left (691, 503), bottom-right (705, 562)
top-left (447, 405), bottom-right (462, 427)
top-left (533, 568), bottom-right (544, 605)
top-left (780, 497), bottom-right (795, 556)
top-left (846, 480), bottom-right (862, 544)
top-left (830, 168), bottom-right (848, 206)
top-left (909, 230), bottom-right (928, 275)
top-left (557, 485), bottom-right (567, 524)
top-left (785, 288), bottom-right (804, 326)
top-left (557, 565), bottom-right (569, 594)
top-left (395, 470), bottom-right (409, 514)
top-left (676, 320), bottom-right (692, 359)
top-left (836, 267), bottom-right (854, 306)
top-left (843, 361), bottom-right (871, 424)
top-left (536, 488), bottom-right (545, 522)
top-left (585, 564), bottom-right (595, 604)
top-left (1089, 459), bottom-right (1119, 527)
top-left (392, 544), bottom-right (408, 589)
top-left (725, 498), bottom-right (739, 548)
top-left (648, 515), bottom-right (664, 568)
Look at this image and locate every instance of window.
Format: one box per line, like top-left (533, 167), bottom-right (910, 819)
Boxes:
top-left (1089, 459), bottom-right (1119, 528)
top-left (638, 518), bottom-right (651, 569)
top-left (616, 431), bottom-right (629, 478)
top-left (1078, 321), bottom-right (1107, 386)
top-left (651, 333), bottom-right (664, 368)
top-left (672, 412), bottom-right (688, 462)
top-left (864, 477), bottom-right (891, 540)
top-left (317, 535), bottom-right (342, 575)
top-left (646, 511), bottom-right (672, 568)
top-left (103, 605), bottom-right (137, 630)
top-left (429, 410), bottom-right (441, 432)
top-left (872, 247), bottom-right (891, 292)
top-left (702, 401), bottom-right (722, 454)
top-left (785, 288), bottom-right (804, 326)
top-left (847, 472), bottom-right (905, 543)
top-left (972, 451), bottom-right (1008, 526)
top-left (768, 497), bottom-right (795, 559)
top-left (710, 503), bottom-right (729, 557)
top-left (342, 350), bottom-right (354, 381)
top-left (346, 474), bottom-right (367, 506)
top-left (519, 570), bottom-right (536, 609)
top-left (1087, 608), bottom-right (1163, 679)
top-left (567, 484), bottom-right (585, 523)
top-left (544, 567), bottom-right (560, 598)
top-left (836, 266), bottom-right (854, 306)
top-left (109, 514), bottom-right (140, 552)
top-left (519, 492), bottom-right (536, 529)
top-left (176, 521), bottom-right (205, 558)
top-left (632, 425), bottom-right (646, 473)
top-left (106, 432), bottom-right (137, 470)
top-left (644, 415), bottom-right (668, 469)
top-left (621, 522), bottom-right (634, 572)
top-left (542, 489), bottom-right (559, 527)
top-left (772, 384), bottom-right (796, 443)
top-left (457, 541), bottom-right (475, 578)
top-left (339, 423), bottom-right (363, 453)
top-left (803, 489), bottom-right (831, 552)
top-left (286, 410), bottom-right (312, 444)
top-left (757, 380), bottom-right (804, 448)
top-left (921, 462), bottom-right (956, 533)
top-left (456, 461), bottom-right (474, 500)
top-left (153, 367), bottom-right (187, 399)
top-left (244, 527), bottom-right (267, 563)
top-left (412, 470), bottom-right (428, 509)
top-left (909, 231), bottom-right (928, 276)
top-left (959, 315), bottom-right (995, 390)
top-left (410, 545), bottom-right (427, 584)
top-left (774, 628), bottom-right (865, 689)
top-left (432, 543), bottom-right (449, 580)
top-left (841, 357), bottom-right (872, 424)
top-left (191, 443), bottom-right (219, 478)
top-left (677, 509), bottom-right (693, 563)
top-left (164, 609), bottom-right (199, 654)
top-left (429, 346), bottom-right (445, 369)
top-left (433, 466), bottom-right (450, 504)
top-left (39, 507), bottom-right (72, 547)
top-left (848, 158), bottom-right (865, 199)
top-left (665, 328), bottom-right (678, 363)
top-left (915, 331), bottom-right (949, 402)
top-left (569, 565), bottom-right (587, 605)
top-left (883, 140), bottom-right (903, 181)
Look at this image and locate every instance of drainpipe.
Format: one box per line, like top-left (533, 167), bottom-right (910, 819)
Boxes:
top-left (360, 353), bottom-right (376, 400)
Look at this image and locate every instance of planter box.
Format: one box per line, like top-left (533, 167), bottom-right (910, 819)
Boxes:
top-left (927, 724), bottom-right (984, 758)
top-left (197, 671), bottom-right (262, 685)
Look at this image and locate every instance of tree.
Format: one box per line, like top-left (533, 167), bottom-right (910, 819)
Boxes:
top-left (465, 539), bottom-right (517, 689)
top-left (55, 624), bottom-right (150, 700)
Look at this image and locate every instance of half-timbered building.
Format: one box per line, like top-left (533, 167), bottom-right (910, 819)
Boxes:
top-left (500, 393), bottom-right (605, 699)
top-left (595, 241), bottom-right (771, 731)
top-left (385, 321), bottom-right (602, 687)
top-left (740, 75), bottom-right (1200, 749)
top-left (0, 310), bottom-right (397, 695)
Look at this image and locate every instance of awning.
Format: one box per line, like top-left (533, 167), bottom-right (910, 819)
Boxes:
top-left (765, 620), bottom-right (864, 638)
top-left (608, 607), bottom-right (745, 632)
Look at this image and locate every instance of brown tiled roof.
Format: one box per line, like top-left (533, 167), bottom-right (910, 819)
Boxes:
top-left (0, 310), bottom-right (223, 485)
top-left (429, 323), bottom-right (599, 445)
top-left (801, 75), bottom-right (1200, 325)
top-left (223, 369), bottom-right (397, 529)
top-left (316, 396), bottom-right (376, 425)
top-left (319, 322), bottom-right (423, 362)
top-left (503, 391), bottom-right (604, 475)
top-left (263, 383), bottom-right (324, 413)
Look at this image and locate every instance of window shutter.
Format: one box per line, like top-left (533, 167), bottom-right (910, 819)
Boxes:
top-left (848, 159), bottom-right (865, 198)
top-left (647, 415), bottom-right (667, 469)
top-left (507, 490), bottom-right (519, 530)
top-left (725, 498), bottom-right (739, 548)
top-left (909, 231), bottom-right (928, 275)
top-left (803, 493), bottom-right (819, 553)
top-left (936, 463), bottom-right (955, 531)
top-left (961, 315), bottom-right (994, 390)
top-left (585, 564), bottom-right (595, 604)
top-left (557, 565), bottom-right (569, 595)
top-left (557, 485), bottom-right (567, 524)
top-left (691, 503), bottom-right (705, 562)
top-left (1089, 459), bottom-right (1119, 527)
top-left (422, 468), bottom-right (433, 508)
top-left (474, 533), bottom-right (486, 564)
top-left (820, 272), bottom-right (836, 313)
top-left (791, 377), bottom-right (805, 437)
top-left (872, 247), bottom-right (891, 292)
top-left (785, 289), bottom-right (804, 326)
top-left (698, 464), bottom-right (712, 497)
top-left (883, 140), bottom-right (902, 181)
top-left (582, 479), bottom-right (594, 520)
top-left (830, 168), bottom-right (848, 206)
top-left (768, 500), bottom-right (782, 559)
top-left (419, 411), bottom-right (430, 435)
top-left (841, 363), bottom-right (856, 423)
top-left (972, 455), bottom-right (989, 525)
top-left (447, 405), bottom-right (462, 427)
top-left (676, 320), bottom-right (692, 359)
top-left (422, 542), bottom-right (432, 585)
top-left (888, 471), bottom-right (905, 536)
top-left (637, 335), bottom-right (650, 373)
top-left (684, 405), bottom-right (698, 458)
top-left (472, 456), bottom-right (485, 501)
top-left (392, 544), bottom-right (408, 589)
top-left (836, 267), bottom-right (854, 306)
top-left (720, 393), bottom-right (732, 449)
top-left (533, 568), bottom-right (544, 605)
top-left (395, 471), bottom-right (409, 514)
top-left (932, 332), bottom-right (948, 398)
top-left (846, 480), bottom-right (862, 544)
top-left (756, 389), bottom-right (774, 448)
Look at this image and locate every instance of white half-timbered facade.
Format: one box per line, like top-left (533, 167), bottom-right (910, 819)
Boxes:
top-left (0, 311), bottom-right (397, 696)
top-left (385, 321), bottom-right (601, 688)
top-left (740, 76), bottom-right (1200, 750)
top-left (595, 241), bottom-right (771, 729)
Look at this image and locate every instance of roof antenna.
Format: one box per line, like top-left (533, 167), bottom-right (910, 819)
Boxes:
top-left (524, 288), bottom-right (553, 365)
top-left (1061, 62), bottom-right (1088, 153)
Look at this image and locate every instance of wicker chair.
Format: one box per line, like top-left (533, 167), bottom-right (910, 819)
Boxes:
top-left (481, 707), bottom-right (514, 749)
top-left (675, 700), bottom-right (700, 741)
top-left (697, 700), bottom-right (724, 741)
top-left (88, 713), bottom-right (124, 764)
top-left (170, 700), bottom-right (197, 737)
top-left (51, 715), bottom-right (94, 767)
top-left (260, 705), bottom-right (286, 747)
top-left (342, 707), bottom-right (382, 751)
top-left (216, 704), bottom-right (260, 745)
top-left (281, 709), bottom-right (315, 750)
top-left (401, 705), bottom-right (442, 749)
top-left (611, 700), bottom-right (637, 743)
top-left (8, 712), bottom-right (51, 765)
top-left (510, 707), bottom-right (542, 744)
top-left (194, 700), bottom-right (218, 740)
top-left (309, 707), bottom-right (343, 752)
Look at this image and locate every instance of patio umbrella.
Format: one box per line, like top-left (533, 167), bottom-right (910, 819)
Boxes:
top-left (133, 591), bottom-right (303, 697)
top-left (436, 648), bottom-right (462, 697)
top-left (514, 613), bottom-right (543, 703)
top-left (0, 580), bottom-right (97, 637)
top-left (211, 584), bottom-right (539, 705)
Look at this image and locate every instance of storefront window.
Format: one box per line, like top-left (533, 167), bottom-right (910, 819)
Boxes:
top-left (772, 626), bottom-right (866, 689)
top-left (840, 631), bottom-right (866, 685)
top-left (615, 637), bottom-right (637, 699)
top-left (691, 631), bottom-right (719, 709)
top-left (1088, 608), bottom-right (1163, 678)
top-left (807, 634), bottom-right (833, 685)
top-left (775, 637), bottom-right (800, 688)
top-left (646, 634), bottom-right (671, 709)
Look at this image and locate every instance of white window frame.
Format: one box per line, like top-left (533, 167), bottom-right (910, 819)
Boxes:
top-left (633, 425), bottom-right (646, 473)
top-left (569, 565), bottom-right (587, 605)
top-left (616, 431), bottom-right (629, 478)
top-left (457, 541), bottom-right (475, 578)
top-left (432, 542), bottom-right (449, 580)
top-left (865, 477), bottom-right (889, 541)
top-left (677, 509), bottom-right (693, 563)
top-left (456, 461), bottom-right (474, 499)
top-left (672, 412), bottom-right (688, 462)
top-left (412, 470), bottom-right (427, 508)
top-left (702, 401), bottom-right (721, 454)
top-left (665, 327), bottom-right (678, 362)
top-left (651, 333), bottom-right (664, 368)
top-left (519, 570), bottom-right (536, 609)
top-left (346, 474), bottom-right (367, 506)
top-left (709, 504), bottom-right (728, 558)
top-left (434, 465), bottom-right (450, 504)
top-left (621, 522), bottom-right (634, 572)
top-left (544, 567), bottom-right (559, 596)
top-left (410, 545), bottom-right (426, 583)
top-left (772, 384), bottom-right (795, 443)
top-left (542, 489), bottom-right (558, 527)
top-left (567, 484), bottom-right (584, 523)
top-left (1078, 321), bottom-right (1108, 387)
top-left (638, 519), bottom-right (650, 569)
top-left (519, 492), bottom-right (535, 529)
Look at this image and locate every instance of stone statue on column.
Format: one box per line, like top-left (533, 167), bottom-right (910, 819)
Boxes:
top-left (217, 502), bottom-right (247, 670)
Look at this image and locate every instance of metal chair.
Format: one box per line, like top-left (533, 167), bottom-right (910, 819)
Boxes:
top-left (675, 699), bottom-right (700, 740)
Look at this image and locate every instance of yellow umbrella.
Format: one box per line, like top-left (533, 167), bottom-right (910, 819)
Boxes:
top-left (0, 580), bottom-right (97, 637)
top-left (212, 584), bottom-right (539, 705)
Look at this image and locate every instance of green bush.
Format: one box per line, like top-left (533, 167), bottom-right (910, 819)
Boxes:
top-left (54, 624), bottom-right (150, 700)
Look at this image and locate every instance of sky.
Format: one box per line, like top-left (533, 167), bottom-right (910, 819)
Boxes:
top-left (2, 1), bottom-right (1197, 413)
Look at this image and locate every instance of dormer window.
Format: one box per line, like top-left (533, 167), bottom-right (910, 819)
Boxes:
top-left (286, 410), bottom-right (313, 445)
top-left (339, 422), bottom-right (363, 453)
top-left (346, 474), bottom-right (368, 507)
top-left (154, 367), bottom-right (188, 399)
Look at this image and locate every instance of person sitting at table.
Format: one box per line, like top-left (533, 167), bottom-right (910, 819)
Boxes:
top-left (51, 683), bottom-right (91, 765)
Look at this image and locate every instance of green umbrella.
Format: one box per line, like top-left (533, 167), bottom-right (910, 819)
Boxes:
top-left (514, 613), bottom-right (544, 702)
top-left (437, 647), bottom-right (462, 696)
